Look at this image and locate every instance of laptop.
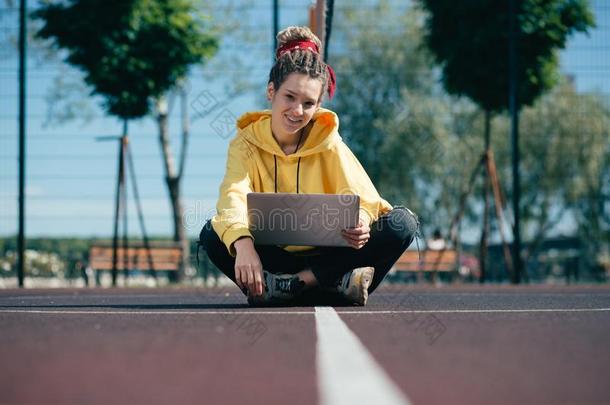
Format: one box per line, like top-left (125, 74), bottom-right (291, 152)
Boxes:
top-left (247, 192), bottom-right (360, 247)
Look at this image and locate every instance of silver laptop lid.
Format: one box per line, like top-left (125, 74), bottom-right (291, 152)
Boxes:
top-left (247, 192), bottom-right (360, 247)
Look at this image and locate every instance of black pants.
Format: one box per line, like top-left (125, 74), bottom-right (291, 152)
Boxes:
top-left (199, 206), bottom-right (419, 294)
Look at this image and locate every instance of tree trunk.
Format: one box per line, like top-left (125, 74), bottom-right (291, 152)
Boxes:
top-left (156, 98), bottom-right (189, 281)
top-left (166, 176), bottom-right (189, 280)
top-left (478, 109), bottom-right (492, 283)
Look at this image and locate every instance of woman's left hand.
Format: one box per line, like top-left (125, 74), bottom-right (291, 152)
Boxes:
top-left (342, 220), bottom-right (371, 249)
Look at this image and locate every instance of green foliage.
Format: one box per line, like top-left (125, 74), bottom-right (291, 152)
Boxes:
top-left (418, 0), bottom-right (595, 112)
top-left (514, 82), bottom-right (608, 249)
top-left (33, 0), bottom-right (218, 119)
top-left (332, 5), bottom-right (433, 200)
top-left (0, 237), bottom-right (91, 261)
top-left (0, 237), bottom-right (89, 278)
top-left (332, 4), bottom-right (483, 230)
top-left (469, 79), bottom-right (610, 268)
top-left (332, 3), bottom-right (608, 258)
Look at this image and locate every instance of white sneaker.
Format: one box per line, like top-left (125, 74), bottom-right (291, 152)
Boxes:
top-left (336, 267), bottom-right (375, 306)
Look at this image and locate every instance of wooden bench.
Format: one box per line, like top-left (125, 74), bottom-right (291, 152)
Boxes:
top-left (89, 241), bottom-right (183, 280)
top-left (390, 249), bottom-right (459, 282)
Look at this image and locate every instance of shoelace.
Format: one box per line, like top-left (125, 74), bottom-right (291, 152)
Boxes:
top-left (276, 277), bottom-right (295, 293)
top-left (275, 276), bottom-right (306, 294)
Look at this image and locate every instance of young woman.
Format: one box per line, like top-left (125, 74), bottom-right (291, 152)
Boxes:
top-left (199, 26), bottom-right (418, 306)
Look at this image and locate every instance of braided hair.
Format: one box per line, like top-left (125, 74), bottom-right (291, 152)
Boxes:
top-left (268, 26), bottom-right (331, 101)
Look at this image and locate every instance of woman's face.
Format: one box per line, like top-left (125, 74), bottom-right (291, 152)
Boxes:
top-left (267, 73), bottom-right (322, 140)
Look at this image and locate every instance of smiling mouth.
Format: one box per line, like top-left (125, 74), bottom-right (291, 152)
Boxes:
top-left (285, 115), bottom-right (303, 125)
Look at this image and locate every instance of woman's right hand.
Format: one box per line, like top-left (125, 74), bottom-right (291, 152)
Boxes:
top-left (233, 237), bottom-right (264, 296)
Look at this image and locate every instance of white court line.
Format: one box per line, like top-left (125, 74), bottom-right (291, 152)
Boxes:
top-left (0, 309), bottom-right (315, 315)
top-left (0, 308), bottom-right (609, 315)
top-left (315, 306), bottom-right (411, 405)
top-left (336, 308), bottom-right (610, 314)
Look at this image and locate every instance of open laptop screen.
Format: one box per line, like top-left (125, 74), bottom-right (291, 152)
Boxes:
top-left (247, 192), bottom-right (360, 247)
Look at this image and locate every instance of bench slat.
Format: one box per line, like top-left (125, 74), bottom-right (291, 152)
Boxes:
top-left (89, 245), bottom-right (183, 271)
top-left (394, 249), bottom-right (457, 272)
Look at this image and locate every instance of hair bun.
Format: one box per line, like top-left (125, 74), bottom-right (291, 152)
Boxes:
top-left (276, 26), bottom-right (322, 53)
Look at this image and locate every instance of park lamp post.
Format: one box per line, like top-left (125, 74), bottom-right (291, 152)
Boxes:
top-left (509, 0), bottom-right (523, 284)
top-left (17, 0), bottom-right (27, 287)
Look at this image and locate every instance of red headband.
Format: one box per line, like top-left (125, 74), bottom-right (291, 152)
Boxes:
top-left (276, 40), bottom-right (337, 100)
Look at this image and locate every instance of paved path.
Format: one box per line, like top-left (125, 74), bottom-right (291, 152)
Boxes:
top-left (1, 284), bottom-right (609, 404)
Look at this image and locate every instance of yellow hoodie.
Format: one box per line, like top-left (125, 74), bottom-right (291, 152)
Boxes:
top-left (211, 108), bottom-right (393, 256)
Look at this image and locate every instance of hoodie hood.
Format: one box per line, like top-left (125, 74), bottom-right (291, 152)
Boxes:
top-left (236, 108), bottom-right (341, 158)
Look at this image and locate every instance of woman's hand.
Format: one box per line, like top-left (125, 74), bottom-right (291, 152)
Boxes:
top-left (233, 237), bottom-right (264, 296)
top-left (342, 220), bottom-right (371, 249)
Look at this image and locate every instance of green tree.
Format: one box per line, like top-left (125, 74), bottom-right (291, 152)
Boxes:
top-left (419, 0), bottom-right (594, 112)
top-left (331, 2), bottom-right (606, 282)
top-left (333, 5), bottom-right (433, 214)
top-left (33, 0), bottom-right (218, 278)
top-left (469, 79), bottom-right (610, 280)
top-left (331, 3), bottom-right (488, 247)
top-left (34, 0), bottom-right (217, 118)
top-left (514, 81), bottom-right (609, 278)
top-left (418, 0), bottom-right (595, 282)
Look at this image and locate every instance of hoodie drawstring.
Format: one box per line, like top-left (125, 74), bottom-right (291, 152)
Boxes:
top-left (274, 155), bottom-right (303, 194)
top-left (296, 157), bottom-right (301, 193)
top-left (274, 129), bottom-right (305, 194)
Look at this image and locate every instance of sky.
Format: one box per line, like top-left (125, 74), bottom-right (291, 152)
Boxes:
top-left (0, 0), bottom-right (608, 241)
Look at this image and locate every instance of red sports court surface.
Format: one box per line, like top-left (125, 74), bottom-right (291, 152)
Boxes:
top-left (1, 284), bottom-right (609, 404)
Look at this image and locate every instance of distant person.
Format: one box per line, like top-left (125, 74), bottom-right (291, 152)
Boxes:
top-left (427, 228), bottom-right (446, 251)
top-left (199, 26), bottom-right (418, 306)
top-left (84, 261), bottom-right (94, 287)
top-left (74, 260), bottom-right (86, 286)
